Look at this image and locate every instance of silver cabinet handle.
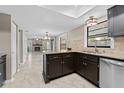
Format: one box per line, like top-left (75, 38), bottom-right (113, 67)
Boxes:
top-left (0, 72), bottom-right (2, 76)
top-left (84, 63), bottom-right (87, 66)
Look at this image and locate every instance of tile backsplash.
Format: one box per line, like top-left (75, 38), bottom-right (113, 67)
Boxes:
top-left (56, 25), bottom-right (124, 56)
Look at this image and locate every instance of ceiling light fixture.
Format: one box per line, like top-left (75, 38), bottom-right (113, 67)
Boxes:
top-left (35, 36), bottom-right (39, 41)
top-left (86, 16), bottom-right (97, 27)
top-left (36, 38), bottom-right (39, 40)
top-left (44, 32), bottom-right (51, 40)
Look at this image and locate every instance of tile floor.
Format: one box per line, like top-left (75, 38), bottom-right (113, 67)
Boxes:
top-left (2, 52), bottom-right (97, 88)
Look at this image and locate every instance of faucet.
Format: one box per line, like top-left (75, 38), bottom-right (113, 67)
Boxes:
top-left (94, 41), bottom-right (97, 53)
top-left (94, 38), bottom-right (99, 53)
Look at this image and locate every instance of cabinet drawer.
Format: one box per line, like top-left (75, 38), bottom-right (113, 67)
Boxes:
top-left (47, 54), bottom-right (62, 61)
top-left (83, 55), bottom-right (98, 63)
top-left (63, 53), bottom-right (73, 58)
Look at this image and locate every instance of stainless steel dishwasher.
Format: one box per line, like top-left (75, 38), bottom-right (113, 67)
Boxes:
top-left (100, 58), bottom-right (124, 88)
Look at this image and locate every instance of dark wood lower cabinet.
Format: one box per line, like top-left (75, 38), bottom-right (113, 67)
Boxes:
top-left (48, 59), bottom-right (62, 79)
top-left (46, 54), bottom-right (62, 79)
top-left (45, 53), bottom-right (74, 81)
top-left (62, 53), bottom-right (74, 75)
top-left (84, 60), bottom-right (98, 85)
top-left (76, 54), bottom-right (99, 85)
top-left (76, 54), bottom-right (85, 76)
top-left (43, 52), bottom-right (99, 86)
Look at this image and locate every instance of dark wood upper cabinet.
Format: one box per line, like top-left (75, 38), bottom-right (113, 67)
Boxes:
top-left (108, 5), bottom-right (124, 37)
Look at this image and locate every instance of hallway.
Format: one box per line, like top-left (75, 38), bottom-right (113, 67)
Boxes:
top-left (2, 52), bottom-right (96, 88)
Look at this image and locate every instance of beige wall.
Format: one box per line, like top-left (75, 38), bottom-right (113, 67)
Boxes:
top-left (0, 13), bottom-right (11, 31)
top-left (0, 31), bottom-right (11, 80)
top-left (68, 26), bottom-right (84, 51)
top-left (56, 26), bottom-right (84, 52)
top-left (0, 13), bottom-right (11, 80)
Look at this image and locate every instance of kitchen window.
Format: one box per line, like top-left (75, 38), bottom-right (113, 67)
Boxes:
top-left (87, 20), bottom-right (111, 48)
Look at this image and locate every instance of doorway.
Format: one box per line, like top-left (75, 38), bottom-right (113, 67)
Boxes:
top-left (11, 22), bottom-right (17, 77)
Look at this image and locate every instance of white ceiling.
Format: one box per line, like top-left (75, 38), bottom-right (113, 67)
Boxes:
top-left (40, 5), bottom-right (96, 18)
top-left (0, 5), bottom-right (113, 38)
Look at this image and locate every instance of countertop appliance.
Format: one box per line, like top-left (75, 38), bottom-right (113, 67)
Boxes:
top-left (100, 58), bottom-right (124, 88)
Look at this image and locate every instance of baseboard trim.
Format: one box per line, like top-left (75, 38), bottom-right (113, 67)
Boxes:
top-left (17, 69), bottom-right (20, 72)
top-left (4, 77), bottom-right (14, 84)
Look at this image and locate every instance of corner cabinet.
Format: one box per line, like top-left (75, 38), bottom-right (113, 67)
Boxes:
top-left (43, 52), bottom-right (99, 86)
top-left (108, 5), bottom-right (124, 37)
top-left (76, 53), bottom-right (99, 85)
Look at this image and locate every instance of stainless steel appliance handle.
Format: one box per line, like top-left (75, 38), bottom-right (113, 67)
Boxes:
top-left (100, 58), bottom-right (124, 67)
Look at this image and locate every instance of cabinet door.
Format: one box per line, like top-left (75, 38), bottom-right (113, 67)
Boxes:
top-left (75, 53), bottom-right (80, 73)
top-left (0, 63), bottom-right (6, 84)
top-left (76, 54), bottom-right (85, 76)
top-left (84, 60), bottom-right (98, 85)
top-left (79, 60), bottom-right (85, 76)
top-left (113, 5), bottom-right (124, 36)
top-left (73, 53), bottom-right (78, 71)
top-left (62, 53), bottom-right (74, 75)
top-left (47, 55), bottom-right (62, 79)
top-left (108, 7), bottom-right (114, 37)
top-left (108, 5), bottom-right (124, 37)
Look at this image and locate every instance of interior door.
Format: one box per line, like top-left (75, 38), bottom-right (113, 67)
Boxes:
top-left (11, 22), bottom-right (17, 77)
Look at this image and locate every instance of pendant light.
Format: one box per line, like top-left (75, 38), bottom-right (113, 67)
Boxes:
top-left (86, 16), bottom-right (97, 27)
top-left (43, 32), bottom-right (51, 40)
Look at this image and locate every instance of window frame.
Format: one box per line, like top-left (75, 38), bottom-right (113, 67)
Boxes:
top-left (87, 20), bottom-right (111, 48)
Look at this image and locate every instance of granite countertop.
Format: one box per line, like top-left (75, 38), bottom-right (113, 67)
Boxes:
top-left (43, 51), bottom-right (73, 54)
top-left (43, 51), bottom-right (124, 61)
top-left (78, 51), bottom-right (124, 61)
